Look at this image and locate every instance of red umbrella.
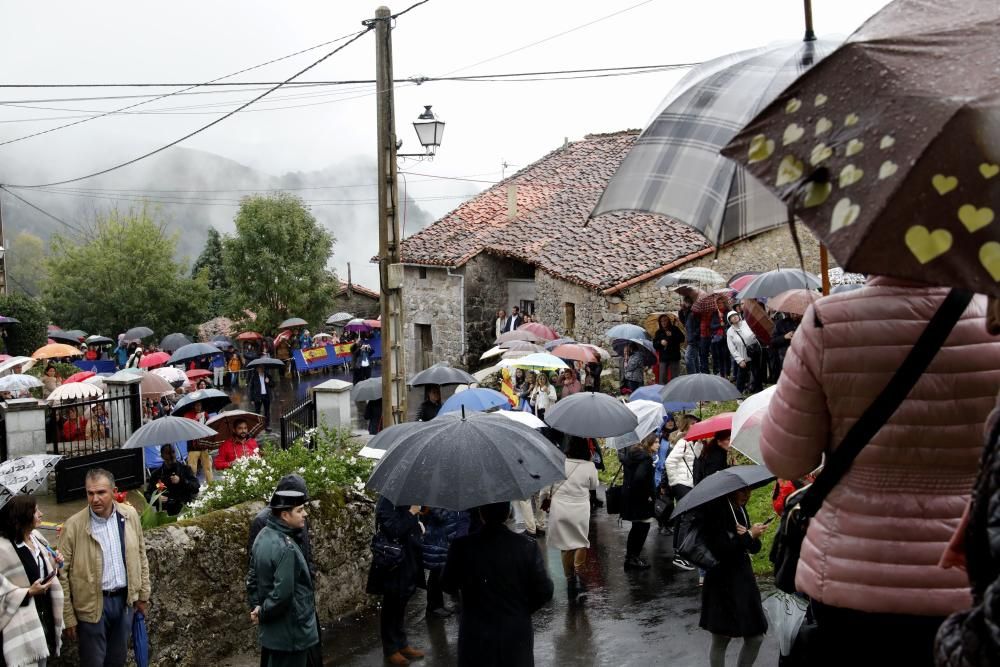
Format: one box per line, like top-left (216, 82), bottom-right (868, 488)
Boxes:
top-left (273, 330), bottom-right (294, 346)
top-left (236, 331), bottom-right (263, 341)
top-left (64, 370), bottom-right (96, 384)
top-left (728, 273), bottom-right (759, 293)
top-left (550, 344), bottom-right (599, 364)
top-left (685, 412), bottom-right (735, 442)
top-left (186, 369), bottom-right (212, 380)
top-left (138, 351), bottom-right (171, 369)
top-left (518, 322), bottom-right (559, 341)
top-left (364, 319), bottom-right (382, 329)
top-left (740, 299), bottom-right (773, 346)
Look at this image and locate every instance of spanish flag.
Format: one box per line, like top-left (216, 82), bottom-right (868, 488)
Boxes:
top-left (500, 368), bottom-right (518, 407)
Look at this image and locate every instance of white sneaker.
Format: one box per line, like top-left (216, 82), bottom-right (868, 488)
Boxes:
top-left (672, 557), bottom-right (695, 571)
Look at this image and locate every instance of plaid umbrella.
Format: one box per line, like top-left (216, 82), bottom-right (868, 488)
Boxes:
top-left (592, 38), bottom-right (838, 247)
top-left (691, 291), bottom-right (733, 314)
top-left (656, 267), bottom-right (726, 289)
top-left (740, 299), bottom-right (773, 346)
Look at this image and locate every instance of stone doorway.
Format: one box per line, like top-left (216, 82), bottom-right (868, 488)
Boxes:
top-left (415, 323), bottom-right (434, 371)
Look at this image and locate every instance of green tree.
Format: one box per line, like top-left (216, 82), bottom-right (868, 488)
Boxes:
top-left (192, 227), bottom-right (229, 316)
top-left (222, 194), bottom-right (336, 332)
top-left (0, 293), bottom-right (49, 356)
top-left (7, 231), bottom-right (47, 297)
top-left (41, 206), bottom-right (211, 337)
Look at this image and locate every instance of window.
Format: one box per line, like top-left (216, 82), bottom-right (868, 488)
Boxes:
top-left (564, 302), bottom-right (576, 335)
top-left (520, 300), bottom-right (535, 316)
top-left (418, 267), bottom-right (427, 279)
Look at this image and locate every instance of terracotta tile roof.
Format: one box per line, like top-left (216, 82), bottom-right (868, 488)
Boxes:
top-left (399, 130), bottom-right (711, 292)
top-left (336, 281), bottom-right (379, 300)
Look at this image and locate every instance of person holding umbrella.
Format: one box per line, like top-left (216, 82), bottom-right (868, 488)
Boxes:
top-left (416, 386), bottom-right (442, 422)
top-left (181, 402), bottom-right (213, 484)
top-left (621, 433), bottom-right (658, 571)
top-left (665, 415), bottom-right (700, 571)
top-left (725, 311), bottom-right (763, 395)
top-left (653, 313), bottom-right (685, 384)
top-left (247, 366), bottom-right (272, 429)
top-left (622, 343), bottom-right (646, 392)
top-left (213, 420), bottom-right (259, 471)
top-left (145, 444), bottom-right (199, 515)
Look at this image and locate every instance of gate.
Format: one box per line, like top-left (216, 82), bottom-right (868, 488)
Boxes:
top-left (280, 398), bottom-right (316, 449)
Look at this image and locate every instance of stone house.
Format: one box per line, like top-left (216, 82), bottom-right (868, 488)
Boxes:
top-left (333, 280), bottom-right (380, 320)
top-left (398, 130), bottom-right (822, 371)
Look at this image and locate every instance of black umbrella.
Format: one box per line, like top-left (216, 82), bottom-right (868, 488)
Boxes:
top-left (49, 331), bottom-right (82, 345)
top-left (63, 329), bottom-right (88, 340)
top-left (85, 335), bottom-right (115, 346)
top-left (0, 316), bottom-right (20, 325)
top-left (171, 389), bottom-right (232, 416)
top-left (123, 416), bottom-right (217, 449)
top-left (159, 333), bottom-right (193, 353)
top-left (670, 465), bottom-right (775, 519)
top-left (366, 411), bottom-right (566, 511)
top-left (611, 338), bottom-right (657, 366)
top-left (210, 339), bottom-right (234, 350)
top-left (278, 317), bottom-right (309, 330)
top-left (246, 357), bottom-right (285, 370)
top-left (543, 392), bottom-right (639, 438)
top-left (660, 373), bottom-right (741, 402)
top-left (351, 377), bottom-right (383, 402)
top-left (124, 326), bottom-right (154, 341)
top-left (408, 365), bottom-right (476, 387)
top-left (737, 269), bottom-right (821, 300)
top-left (168, 342), bottom-right (223, 366)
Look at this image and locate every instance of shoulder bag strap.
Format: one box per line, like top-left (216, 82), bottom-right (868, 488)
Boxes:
top-left (799, 288), bottom-right (974, 518)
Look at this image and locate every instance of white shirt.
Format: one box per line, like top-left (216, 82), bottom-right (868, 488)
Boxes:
top-left (15, 533), bottom-right (48, 579)
top-left (258, 373), bottom-right (267, 396)
top-left (90, 508), bottom-right (128, 591)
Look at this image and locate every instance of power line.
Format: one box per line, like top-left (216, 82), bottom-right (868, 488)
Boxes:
top-left (390, 0), bottom-right (431, 19)
top-left (3, 28), bottom-right (374, 189)
top-left (0, 186), bottom-right (86, 235)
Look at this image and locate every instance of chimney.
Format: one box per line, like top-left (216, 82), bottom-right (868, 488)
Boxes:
top-left (347, 262), bottom-right (353, 294)
top-left (507, 184), bottom-right (517, 221)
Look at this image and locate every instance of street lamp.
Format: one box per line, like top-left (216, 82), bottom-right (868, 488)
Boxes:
top-left (398, 105), bottom-right (445, 158)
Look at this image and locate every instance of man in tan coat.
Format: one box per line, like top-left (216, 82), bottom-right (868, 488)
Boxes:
top-left (59, 468), bottom-right (150, 667)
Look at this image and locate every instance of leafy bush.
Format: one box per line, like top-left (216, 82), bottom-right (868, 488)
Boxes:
top-left (182, 426), bottom-right (373, 518)
top-left (0, 294), bottom-right (49, 357)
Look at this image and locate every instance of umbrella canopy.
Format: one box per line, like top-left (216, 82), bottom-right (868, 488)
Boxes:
top-left (549, 344), bottom-right (599, 364)
top-left (150, 366), bottom-right (187, 387)
top-left (236, 331), bottom-right (263, 341)
top-left (593, 39), bottom-right (838, 247)
top-left (728, 272), bottom-right (760, 293)
top-left (731, 386), bottom-right (777, 465)
top-left (670, 465), bottom-right (776, 519)
top-left (204, 410), bottom-right (265, 444)
top-left (278, 317), bottom-right (308, 330)
top-left (132, 610), bottom-right (149, 667)
top-left (326, 312), bottom-right (354, 325)
top-left (344, 318), bottom-right (371, 333)
top-left (691, 290), bottom-right (734, 314)
top-left (495, 330), bottom-right (543, 345)
top-left (32, 344), bottom-right (83, 360)
top-left (738, 269), bottom-right (821, 300)
top-left (408, 365), bottom-right (477, 387)
top-left (768, 288), bottom-right (822, 315)
top-left (0, 456), bottom-right (63, 509)
top-left (123, 326), bottom-right (154, 341)
top-left (438, 388), bottom-right (511, 415)
top-left (186, 369), bottom-right (212, 380)
top-left (0, 357), bottom-right (35, 376)
top-left (172, 388), bottom-right (231, 416)
top-left (741, 298), bottom-right (774, 346)
top-left (246, 357), bottom-right (286, 370)
top-left (351, 377), bottom-right (383, 402)
top-left (85, 335), bottom-right (114, 346)
top-left (0, 374), bottom-right (42, 393)
top-left (628, 385), bottom-right (698, 414)
top-left (661, 373), bottom-right (741, 402)
top-left (508, 353), bottom-right (570, 371)
top-left (134, 371), bottom-right (176, 399)
top-left (366, 411), bottom-right (566, 510)
top-left (643, 312), bottom-right (670, 337)
top-left (138, 351), bottom-right (171, 369)
top-left (579, 343), bottom-right (611, 361)
top-left (607, 399), bottom-right (667, 450)
top-left (124, 416), bottom-right (217, 449)
top-left (364, 319), bottom-right (382, 329)
top-left (63, 329), bottom-right (88, 341)
top-left (544, 391), bottom-right (639, 438)
top-left (542, 337), bottom-right (576, 351)
top-left (168, 343), bottom-right (222, 366)
top-left (611, 338), bottom-right (657, 366)
top-left (495, 410), bottom-right (546, 429)
top-left (472, 363), bottom-right (504, 383)
top-left (84, 375), bottom-right (107, 392)
top-left (312, 332), bottom-right (335, 343)
top-left (685, 412), bottom-right (736, 442)
top-left (47, 382), bottom-right (103, 403)
top-left (501, 349), bottom-right (533, 361)
top-left (0, 317), bottom-right (19, 326)
top-left (64, 371), bottom-right (96, 384)
top-left (723, 0), bottom-right (1000, 296)
top-left (159, 333), bottom-right (192, 353)
top-left (656, 267), bottom-right (726, 290)
top-left (604, 323), bottom-right (649, 341)
top-left (48, 331), bottom-right (83, 345)
top-left (498, 340), bottom-right (543, 353)
top-left (517, 322), bottom-right (559, 341)
top-left (211, 334), bottom-right (233, 345)
top-left (479, 346), bottom-right (503, 362)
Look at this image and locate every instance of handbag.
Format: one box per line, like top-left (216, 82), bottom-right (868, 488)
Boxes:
top-left (654, 493), bottom-right (674, 520)
top-left (771, 288), bottom-right (973, 593)
top-left (370, 521), bottom-right (405, 570)
top-left (604, 465), bottom-right (624, 515)
top-left (677, 521), bottom-right (719, 570)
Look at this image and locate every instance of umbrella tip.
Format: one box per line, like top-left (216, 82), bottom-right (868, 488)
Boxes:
top-left (461, 405), bottom-right (466, 421)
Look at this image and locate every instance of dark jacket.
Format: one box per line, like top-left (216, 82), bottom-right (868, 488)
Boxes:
top-left (770, 316), bottom-right (798, 353)
top-left (653, 324), bottom-right (686, 362)
top-left (440, 523), bottom-right (553, 667)
top-left (620, 447), bottom-right (655, 521)
top-left (145, 460), bottom-right (199, 514)
top-left (247, 370), bottom-right (272, 403)
top-left (502, 315), bottom-right (522, 334)
top-left (693, 445), bottom-right (728, 485)
top-left (366, 497), bottom-right (426, 597)
top-left (247, 516), bottom-right (319, 652)
top-left (685, 308), bottom-right (702, 346)
top-left (248, 475), bottom-right (315, 580)
top-left (422, 509), bottom-right (470, 571)
top-left (417, 400), bottom-right (441, 422)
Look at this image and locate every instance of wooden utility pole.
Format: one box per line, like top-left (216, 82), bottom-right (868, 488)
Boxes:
top-left (0, 194), bottom-right (7, 296)
top-left (374, 6), bottom-right (407, 426)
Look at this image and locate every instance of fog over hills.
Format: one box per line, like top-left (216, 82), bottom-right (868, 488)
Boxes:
top-left (2, 146), bottom-right (438, 287)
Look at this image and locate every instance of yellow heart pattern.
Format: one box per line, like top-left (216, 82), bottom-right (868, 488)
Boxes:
top-left (844, 113), bottom-right (859, 127)
top-left (831, 198), bottom-right (860, 232)
top-left (981, 242), bottom-right (1000, 281)
top-left (815, 94), bottom-right (828, 107)
top-left (980, 163), bottom-right (999, 179)
top-left (748, 135), bottom-right (775, 163)
top-left (810, 143), bottom-right (833, 166)
top-left (775, 155), bottom-right (804, 187)
top-left (786, 98), bottom-right (802, 114)
top-left (783, 124), bottom-right (805, 146)
top-left (958, 205), bottom-right (994, 233)
top-left (845, 139), bottom-right (864, 157)
top-left (839, 164), bottom-right (863, 188)
top-left (803, 182), bottom-right (832, 208)
top-left (905, 226), bottom-right (953, 264)
top-left (932, 174), bottom-right (959, 195)
top-left (815, 117), bottom-right (833, 136)
top-left (879, 135), bottom-right (895, 150)
top-left (878, 161), bottom-right (898, 180)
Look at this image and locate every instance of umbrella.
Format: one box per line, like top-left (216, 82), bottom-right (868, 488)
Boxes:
top-left (611, 338), bottom-right (657, 366)
top-left (495, 410), bottom-right (546, 429)
top-left (351, 377), bottom-right (383, 402)
top-left (46, 382), bottom-right (104, 403)
top-left (604, 323), bottom-right (649, 341)
top-left (326, 312), bottom-right (354, 325)
top-left (138, 351), bottom-right (171, 369)
top-left (691, 290), bottom-right (734, 314)
top-left (124, 416), bottom-right (217, 449)
top-left (48, 331), bottom-right (82, 345)
top-left (236, 331), bottom-right (263, 341)
top-left (186, 369), bottom-right (212, 380)
top-left (32, 344), bottom-right (83, 360)
top-left (549, 344), bottom-right (599, 364)
top-left (0, 374), bottom-right (42, 392)
top-left (579, 343), bottom-right (611, 361)
top-left (204, 410), bottom-right (265, 444)
top-left (312, 332), bottom-right (335, 343)
top-left (543, 391), bottom-right (639, 438)
top-left (150, 366), bottom-right (187, 387)
top-left (831, 283), bottom-right (864, 294)
top-left (344, 318), bottom-right (372, 333)
top-left (472, 363), bottom-right (504, 383)
top-left (731, 386), bottom-right (777, 465)
top-left (768, 289), bottom-right (822, 315)
top-left (123, 326), bottom-right (154, 341)
top-left (661, 373), bottom-right (741, 402)
top-left (0, 357), bottom-right (35, 376)
top-left (210, 339), bottom-right (234, 350)
top-left (64, 371), bottom-right (96, 384)
top-left (168, 343), bottom-right (222, 366)
top-left (498, 340), bottom-right (543, 353)
top-left (517, 322), bottom-right (559, 341)
top-left (172, 388), bottom-right (231, 416)
top-left (501, 349), bottom-right (533, 360)
top-left (738, 269), bottom-right (822, 300)
top-left (670, 465), bottom-right (776, 519)
top-left (159, 333), bottom-right (192, 353)
top-left (543, 337), bottom-right (576, 351)
top-left (828, 267), bottom-right (866, 287)
top-left (0, 456), bottom-right (63, 509)
top-left (134, 372), bottom-right (176, 399)
top-left (0, 317), bottom-right (19, 325)
top-left (246, 357), bottom-right (286, 370)
top-left (132, 610), bottom-right (149, 667)
top-left (438, 388), bottom-right (511, 415)
top-left (278, 317), bottom-right (308, 330)
top-left (607, 399), bottom-right (667, 450)
top-left (723, 0), bottom-right (1000, 296)
top-left (364, 319), bottom-right (382, 329)
top-left (408, 365), bottom-right (477, 387)
top-left (685, 412), bottom-right (736, 442)
top-left (643, 312), bottom-right (670, 337)
top-left (84, 375), bottom-right (107, 392)
top-left (85, 335), bottom-right (115, 346)
top-left (63, 329), bottom-right (88, 341)
top-left (741, 298), bottom-right (774, 346)
top-left (508, 353), bottom-right (570, 371)
top-left (479, 346), bottom-right (504, 362)
top-left (593, 38), bottom-right (838, 247)
top-left (366, 411), bottom-right (566, 510)
top-left (656, 267), bottom-right (726, 290)
top-left (495, 330), bottom-right (543, 345)
top-left (211, 334), bottom-right (233, 345)
top-left (728, 272), bottom-right (761, 293)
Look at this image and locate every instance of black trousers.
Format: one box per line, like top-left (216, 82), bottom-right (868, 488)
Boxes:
top-left (426, 569), bottom-right (445, 611)
top-left (670, 485), bottom-right (692, 552)
top-left (810, 602), bottom-right (945, 667)
top-left (626, 521), bottom-right (651, 559)
top-left (380, 592), bottom-right (412, 656)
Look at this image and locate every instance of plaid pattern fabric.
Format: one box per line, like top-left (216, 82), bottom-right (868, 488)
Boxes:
top-left (656, 266), bottom-right (725, 289)
top-left (593, 39), bottom-right (838, 247)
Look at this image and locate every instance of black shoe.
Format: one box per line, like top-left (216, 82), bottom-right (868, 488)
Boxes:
top-left (566, 576), bottom-right (578, 602)
top-left (573, 575), bottom-right (588, 604)
top-left (624, 557), bottom-right (650, 571)
top-left (426, 607), bottom-right (452, 619)
top-left (672, 557), bottom-right (696, 571)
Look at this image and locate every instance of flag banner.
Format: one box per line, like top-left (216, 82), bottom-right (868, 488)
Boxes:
top-left (501, 368), bottom-right (518, 407)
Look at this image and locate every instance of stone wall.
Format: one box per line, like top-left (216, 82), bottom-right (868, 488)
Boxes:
top-left (52, 489), bottom-right (375, 667)
top-left (332, 289), bottom-right (380, 320)
top-left (402, 265), bottom-right (464, 373)
top-left (463, 254), bottom-right (533, 367)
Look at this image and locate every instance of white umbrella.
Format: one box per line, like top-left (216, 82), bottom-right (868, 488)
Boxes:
top-left (731, 386), bottom-right (777, 465)
top-left (151, 366), bottom-right (188, 386)
top-left (479, 346), bottom-right (504, 361)
top-left (0, 455), bottom-right (62, 508)
top-left (0, 357), bottom-right (36, 376)
top-left (84, 375), bottom-right (107, 392)
top-left (0, 374), bottom-right (42, 393)
top-left (47, 382), bottom-right (104, 403)
top-left (495, 410), bottom-right (546, 429)
top-left (472, 363), bottom-right (504, 383)
top-left (607, 399), bottom-right (667, 450)
top-left (509, 353), bottom-right (570, 371)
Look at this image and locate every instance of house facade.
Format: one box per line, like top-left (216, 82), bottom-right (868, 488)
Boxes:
top-left (333, 280), bottom-right (380, 320)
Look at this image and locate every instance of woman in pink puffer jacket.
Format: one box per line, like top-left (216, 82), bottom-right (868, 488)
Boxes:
top-left (760, 277), bottom-right (1000, 666)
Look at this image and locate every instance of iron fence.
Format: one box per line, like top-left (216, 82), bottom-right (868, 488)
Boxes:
top-left (48, 391), bottom-right (140, 457)
top-left (280, 398), bottom-right (316, 449)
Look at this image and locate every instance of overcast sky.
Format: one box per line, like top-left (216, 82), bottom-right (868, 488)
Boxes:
top-left (0, 0), bottom-right (892, 282)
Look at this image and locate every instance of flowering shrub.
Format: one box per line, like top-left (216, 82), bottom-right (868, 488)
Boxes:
top-left (182, 426), bottom-right (373, 518)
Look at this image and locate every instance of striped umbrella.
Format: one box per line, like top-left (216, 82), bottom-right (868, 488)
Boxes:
top-left (656, 267), bottom-right (726, 289)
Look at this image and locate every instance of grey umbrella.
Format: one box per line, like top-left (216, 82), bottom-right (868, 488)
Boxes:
top-left (366, 411), bottom-right (566, 511)
top-left (660, 373), bottom-right (741, 402)
top-left (669, 465), bottom-right (775, 519)
top-left (168, 342), bottom-right (223, 366)
top-left (737, 269), bottom-right (822, 300)
top-left (246, 357), bottom-right (285, 370)
top-left (326, 312), bottom-right (354, 325)
top-left (408, 365), bottom-right (477, 387)
top-left (351, 377), bottom-right (383, 402)
top-left (278, 317), bottom-right (309, 330)
top-left (48, 331), bottom-right (82, 345)
top-left (604, 323), bottom-right (649, 341)
top-left (543, 337), bottom-right (576, 351)
top-left (123, 326), bottom-right (154, 341)
top-left (159, 333), bottom-right (193, 353)
top-left (543, 392), bottom-right (639, 438)
top-left (124, 416), bottom-right (217, 449)
top-left (85, 335), bottom-right (115, 346)
top-left (171, 388), bottom-right (231, 416)
top-left (611, 338), bottom-right (657, 365)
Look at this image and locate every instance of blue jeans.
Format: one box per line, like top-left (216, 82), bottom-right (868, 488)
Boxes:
top-left (78, 592), bottom-right (133, 667)
top-left (684, 343), bottom-right (700, 374)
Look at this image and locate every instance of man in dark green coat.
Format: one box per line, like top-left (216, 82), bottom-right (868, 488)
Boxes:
top-left (247, 490), bottom-right (319, 667)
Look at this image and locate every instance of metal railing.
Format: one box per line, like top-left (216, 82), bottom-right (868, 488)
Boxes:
top-left (279, 398), bottom-right (316, 449)
top-left (48, 392), bottom-right (138, 457)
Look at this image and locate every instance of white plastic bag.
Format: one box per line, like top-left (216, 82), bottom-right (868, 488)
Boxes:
top-left (763, 591), bottom-right (808, 656)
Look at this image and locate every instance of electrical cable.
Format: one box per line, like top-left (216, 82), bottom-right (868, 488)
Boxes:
top-left (0, 186), bottom-right (86, 234)
top-left (391, 0), bottom-right (431, 19)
